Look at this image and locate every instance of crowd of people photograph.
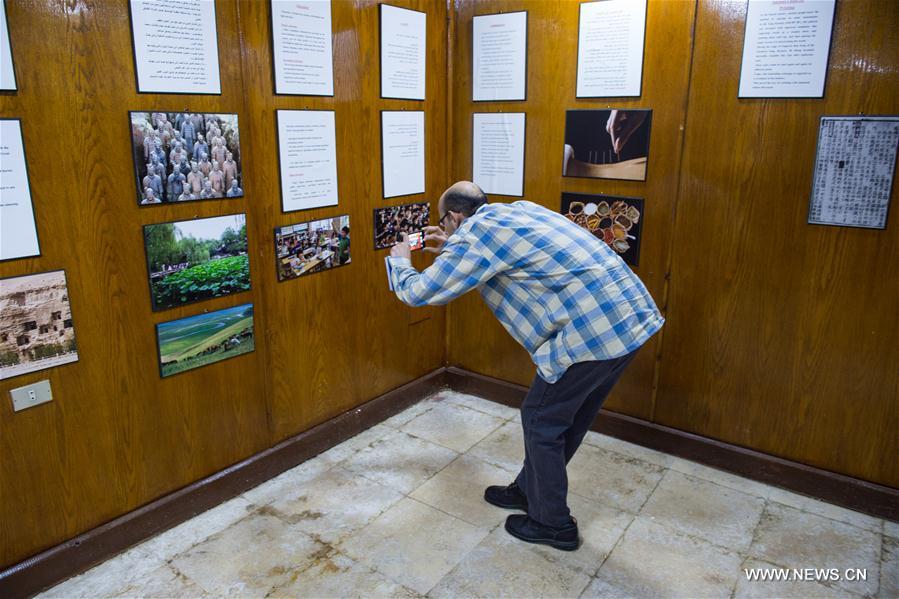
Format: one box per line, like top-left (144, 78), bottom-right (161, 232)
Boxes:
top-left (374, 202), bottom-right (430, 250)
top-left (130, 112), bottom-right (243, 205)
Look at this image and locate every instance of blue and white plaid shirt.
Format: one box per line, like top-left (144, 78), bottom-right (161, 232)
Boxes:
top-left (386, 201), bottom-right (664, 383)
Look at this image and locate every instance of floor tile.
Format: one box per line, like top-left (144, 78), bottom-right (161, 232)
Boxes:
top-left (170, 510), bottom-right (328, 597)
top-left (36, 545), bottom-right (164, 599)
top-left (316, 423), bottom-right (395, 467)
top-left (765, 486), bottom-right (883, 533)
top-left (666, 458), bottom-right (774, 500)
top-left (428, 527), bottom-right (591, 598)
top-left (441, 390), bottom-right (521, 420)
top-left (586, 516), bottom-right (742, 598)
top-left (733, 558), bottom-right (852, 598)
top-left (583, 431), bottom-right (675, 469)
top-left (337, 497), bottom-right (488, 595)
top-left (884, 519), bottom-right (899, 538)
top-left (241, 458), bottom-right (332, 506)
top-left (401, 401), bottom-right (506, 453)
top-left (467, 419), bottom-right (525, 474)
top-left (381, 398), bottom-right (437, 429)
top-left (109, 563), bottom-right (210, 598)
top-left (639, 469), bottom-right (765, 553)
top-left (568, 443), bottom-right (666, 513)
top-left (138, 495), bottom-right (255, 561)
top-left (265, 466), bottom-right (404, 544)
top-left (410, 454), bottom-right (517, 528)
top-left (269, 550), bottom-right (419, 598)
top-left (881, 533), bottom-right (899, 599)
top-left (748, 502), bottom-right (881, 597)
top-left (340, 429), bottom-right (458, 494)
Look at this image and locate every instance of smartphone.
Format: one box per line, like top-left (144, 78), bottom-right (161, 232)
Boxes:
top-left (407, 230), bottom-right (424, 251)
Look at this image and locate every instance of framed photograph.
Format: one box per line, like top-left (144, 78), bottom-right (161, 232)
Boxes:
top-left (270, 0), bottom-right (334, 96)
top-left (374, 202), bottom-right (430, 250)
top-left (808, 116), bottom-right (899, 230)
top-left (130, 111), bottom-right (243, 206)
top-left (738, 0), bottom-right (836, 99)
top-left (155, 303), bottom-right (255, 378)
top-left (1, 0), bottom-right (18, 91)
top-left (472, 11), bottom-right (527, 102)
top-left (1, 270), bottom-right (79, 381)
top-left (143, 213), bottom-right (251, 311)
top-left (127, 0), bottom-right (222, 95)
top-left (274, 214), bottom-right (350, 282)
top-left (563, 109), bottom-right (652, 182)
top-left (561, 192), bottom-right (644, 267)
top-left (0, 118), bottom-right (41, 261)
top-left (576, 0), bottom-right (647, 98)
top-left (379, 4), bottom-right (426, 100)
top-left (275, 109), bottom-right (339, 212)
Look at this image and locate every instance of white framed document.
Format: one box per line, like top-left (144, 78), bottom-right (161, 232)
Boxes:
top-left (128, 0), bottom-right (222, 94)
top-left (381, 111), bottom-right (425, 198)
top-left (808, 116), bottom-right (899, 230)
top-left (739, 0), bottom-right (836, 98)
top-left (472, 11), bottom-right (527, 102)
top-left (380, 4), bottom-right (426, 101)
top-left (576, 0), bottom-right (647, 99)
top-left (0, 119), bottom-right (40, 261)
top-left (0, 0), bottom-right (17, 91)
top-left (276, 110), bottom-right (339, 213)
top-left (473, 113), bottom-right (526, 197)
top-left (270, 0), bottom-right (334, 96)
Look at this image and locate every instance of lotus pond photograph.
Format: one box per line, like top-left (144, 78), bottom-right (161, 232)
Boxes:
top-left (143, 213), bottom-right (251, 311)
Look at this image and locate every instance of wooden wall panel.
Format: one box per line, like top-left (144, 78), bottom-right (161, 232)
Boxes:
top-left (0, 0), bottom-right (448, 569)
top-left (657, 0), bottom-right (899, 487)
top-left (447, 0), bottom-right (697, 420)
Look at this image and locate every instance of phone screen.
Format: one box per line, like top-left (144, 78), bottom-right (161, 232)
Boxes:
top-left (407, 231), bottom-right (424, 251)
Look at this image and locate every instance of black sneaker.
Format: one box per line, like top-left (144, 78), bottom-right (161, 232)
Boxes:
top-left (484, 482), bottom-right (528, 511)
top-left (504, 514), bottom-right (580, 551)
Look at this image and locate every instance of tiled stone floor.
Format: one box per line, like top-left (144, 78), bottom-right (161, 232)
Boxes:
top-left (40, 390), bottom-right (896, 598)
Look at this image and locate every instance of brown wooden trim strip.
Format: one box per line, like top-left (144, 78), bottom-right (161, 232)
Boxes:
top-left (443, 366), bottom-right (899, 521)
top-left (0, 368), bottom-right (448, 599)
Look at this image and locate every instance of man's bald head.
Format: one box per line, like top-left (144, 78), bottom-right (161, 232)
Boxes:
top-left (439, 181), bottom-right (488, 217)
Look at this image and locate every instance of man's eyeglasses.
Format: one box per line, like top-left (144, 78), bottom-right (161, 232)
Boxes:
top-left (439, 211), bottom-right (451, 227)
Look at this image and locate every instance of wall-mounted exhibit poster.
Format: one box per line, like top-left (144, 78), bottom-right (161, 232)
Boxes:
top-left (128, 0), bottom-right (222, 94)
top-left (576, 0), bottom-right (646, 98)
top-left (275, 214), bottom-right (350, 281)
top-left (561, 192), bottom-right (644, 266)
top-left (473, 112), bottom-right (525, 197)
top-left (144, 213), bottom-right (250, 311)
top-left (130, 112), bottom-right (242, 205)
top-left (380, 4), bottom-right (426, 100)
top-left (472, 11), bottom-right (527, 102)
top-left (0, 270), bottom-right (78, 381)
top-left (0, 0), bottom-right (17, 91)
top-left (276, 109), bottom-right (338, 212)
top-left (156, 303), bottom-right (254, 378)
top-left (0, 119), bottom-right (40, 261)
top-left (374, 202), bottom-right (430, 250)
top-left (808, 116), bottom-right (899, 230)
top-left (271, 0), bottom-right (334, 96)
top-left (381, 110), bottom-right (425, 198)
top-left (563, 109), bottom-right (652, 181)
top-left (738, 0), bottom-right (836, 98)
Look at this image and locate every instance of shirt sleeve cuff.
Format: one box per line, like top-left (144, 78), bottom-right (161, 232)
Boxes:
top-left (386, 256), bottom-right (413, 268)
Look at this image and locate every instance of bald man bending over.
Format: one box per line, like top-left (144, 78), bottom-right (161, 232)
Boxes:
top-left (385, 181), bottom-right (664, 551)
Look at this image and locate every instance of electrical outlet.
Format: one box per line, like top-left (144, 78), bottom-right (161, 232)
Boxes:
top-left (10, 380), bottom-right (53, 412)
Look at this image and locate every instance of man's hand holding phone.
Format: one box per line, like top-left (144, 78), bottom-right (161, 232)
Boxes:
top-left (423, 226), bottom-right (448, 254)
top-left (390, 232), bottom-right (412, 260)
